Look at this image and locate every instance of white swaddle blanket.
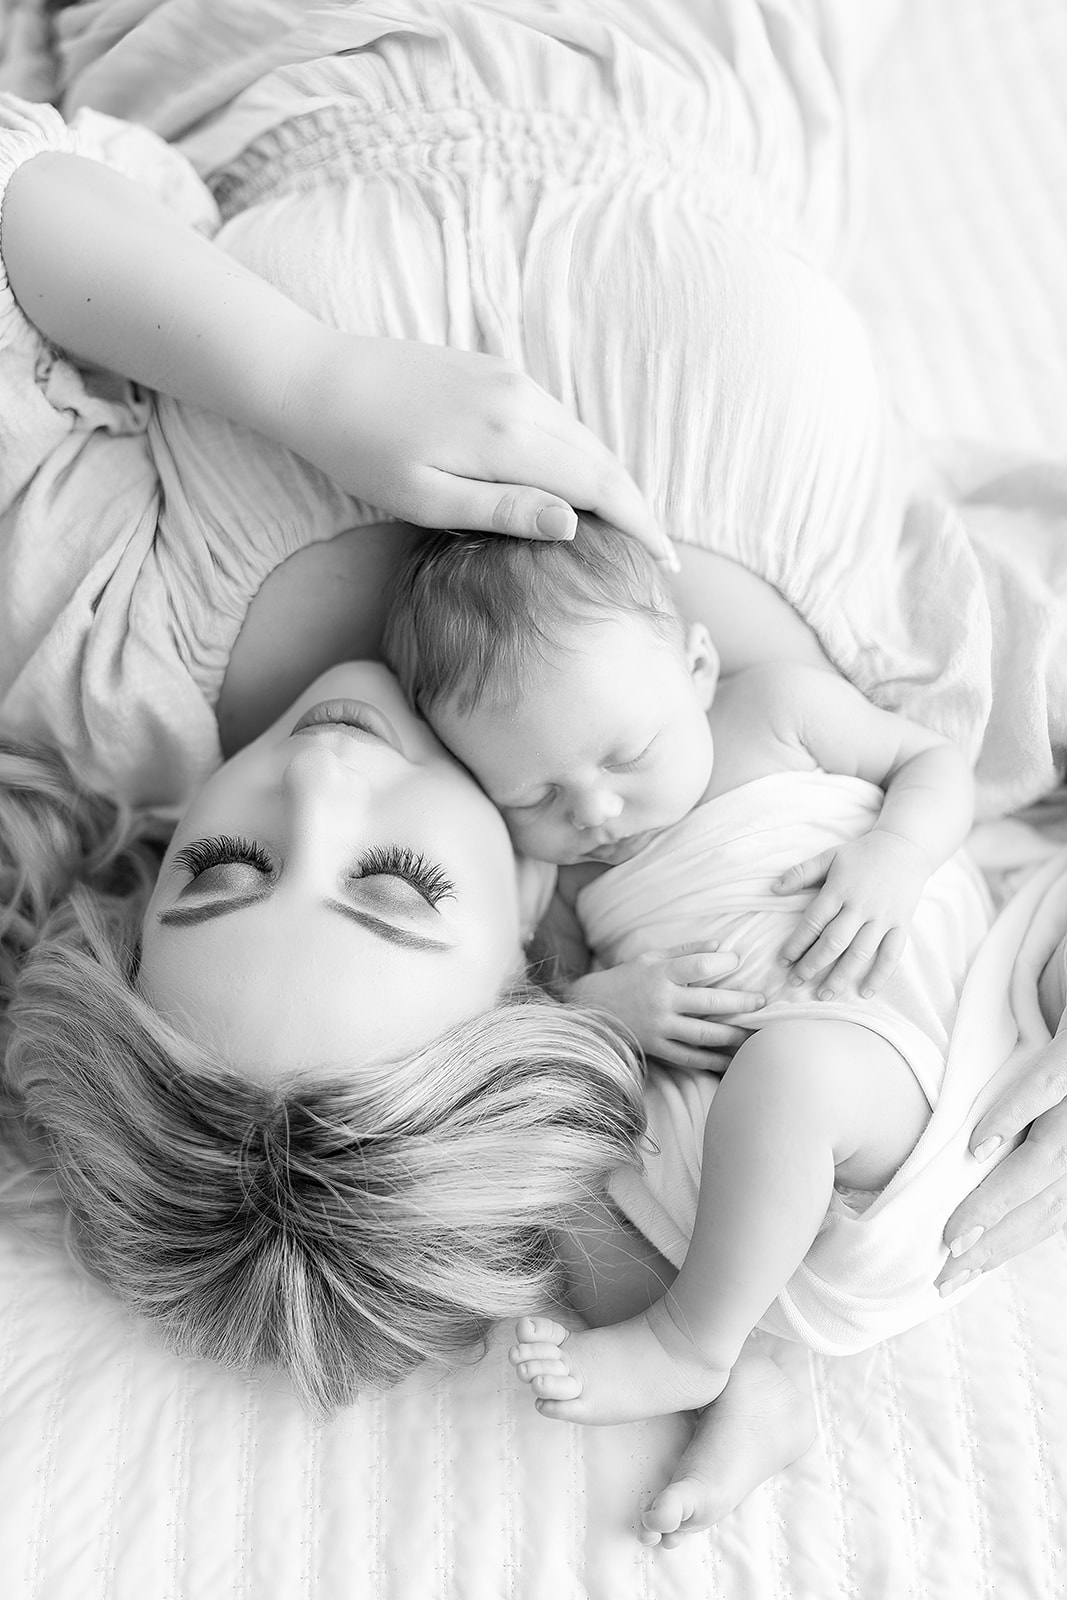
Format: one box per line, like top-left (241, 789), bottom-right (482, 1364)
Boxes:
top-left (590, 771), bottom-right (1007, 1352)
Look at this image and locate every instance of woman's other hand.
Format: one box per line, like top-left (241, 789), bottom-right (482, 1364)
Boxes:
top-left (937, 1029), bottom-right (1067, 1294)
top-left (289, 335), bottom-right (674, 565)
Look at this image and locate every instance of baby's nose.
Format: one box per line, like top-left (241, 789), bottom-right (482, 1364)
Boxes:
top-left (570, 787), bottom-right (624, 829)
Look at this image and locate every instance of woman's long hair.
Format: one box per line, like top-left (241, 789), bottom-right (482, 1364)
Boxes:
top-left (0, 738), bottom-right (645, 1412)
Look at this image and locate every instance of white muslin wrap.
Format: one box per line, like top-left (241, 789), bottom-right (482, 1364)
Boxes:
top-left (593, 772), bottom-right (1056, 1354)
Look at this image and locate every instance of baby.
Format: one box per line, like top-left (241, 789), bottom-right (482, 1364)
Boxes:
top-left (384, 517), bottom-right (990, 1435)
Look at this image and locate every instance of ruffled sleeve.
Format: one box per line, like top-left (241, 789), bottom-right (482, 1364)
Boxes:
top-left (0, 94), bottom-right (223, 809)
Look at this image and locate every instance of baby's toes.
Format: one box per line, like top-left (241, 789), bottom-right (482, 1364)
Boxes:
top-left (640, 1481), bottom-right (701, 1544)
top-left (530, 1370), bottom-right (583, 1401)
top-left (512, 1355), bottom-right (570, 1385)
top-left (515, 1314), bottom-right (569, 1346)
top-left (508, 1336), bottom-right (568, 1366)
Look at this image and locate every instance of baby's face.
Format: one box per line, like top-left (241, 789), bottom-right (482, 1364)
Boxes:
top-left (431, 611), bottom-right (718, 865)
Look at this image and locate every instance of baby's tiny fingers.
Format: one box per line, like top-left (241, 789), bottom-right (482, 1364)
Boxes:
top-left (672, 1017), bottom-right (751, 1050)
top-left (789, 916), bottom-right (862, 985)
top-left (771, 849), bottom-right (835, 896)
top-left (681, 985), bottom-right (765, 1016)
top-left (778, 896), bottom-right (840, 965)
top-left (665, 949), bottom-right (737, 985)
top-left (811, 927), bottom-right (880, 999)
top-left (654, 1039), bottom-right (734, 1071)
top-left (858, 929), bottom-right (906, 997)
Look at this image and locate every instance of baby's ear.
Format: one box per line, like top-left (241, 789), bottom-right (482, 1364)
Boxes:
top-left (685, 623), bottom-right (720, 708)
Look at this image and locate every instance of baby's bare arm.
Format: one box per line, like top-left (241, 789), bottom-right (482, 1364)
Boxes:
top-left (770, 665), bottom-right (975, 995)
top-left (789, 665), bottom-right (975, 867)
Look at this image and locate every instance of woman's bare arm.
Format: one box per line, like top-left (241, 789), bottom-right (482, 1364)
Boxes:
top-left (670, 543), bottom-right (832, 678)
top-left (2, 152), bottom-right (664, 550)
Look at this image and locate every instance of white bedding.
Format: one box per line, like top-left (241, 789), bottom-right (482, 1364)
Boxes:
top-left (3, 2), bottom-right (1067, 1597)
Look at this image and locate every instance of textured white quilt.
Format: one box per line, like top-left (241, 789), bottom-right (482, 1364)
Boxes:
top-left (2, 2), bottom-right (1067, 1597)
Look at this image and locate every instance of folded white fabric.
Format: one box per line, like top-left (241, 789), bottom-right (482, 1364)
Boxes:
top-left (611, 843), bottom-right (1067, 1353)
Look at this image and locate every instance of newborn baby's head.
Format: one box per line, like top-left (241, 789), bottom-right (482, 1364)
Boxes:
top-left (384, 517), bottom-right (717, 865)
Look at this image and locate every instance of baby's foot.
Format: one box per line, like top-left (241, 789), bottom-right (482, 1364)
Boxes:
top-left (508, 1302), bottom-right (732, 1425)
top-left (639, 1349), bottom-right (816, 1550)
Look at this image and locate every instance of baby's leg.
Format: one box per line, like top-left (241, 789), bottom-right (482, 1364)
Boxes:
top-left (640, 1344), bottom-right (817, 1549)
top-left (511, 1020), bottom-right (928, 1423)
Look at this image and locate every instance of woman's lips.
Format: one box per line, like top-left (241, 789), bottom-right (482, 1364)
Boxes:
top-left (290, 699), bottom-right (403, 752)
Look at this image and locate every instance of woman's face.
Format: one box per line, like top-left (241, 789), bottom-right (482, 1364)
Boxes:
top-left (140, 664), bottom-right (529, 1079)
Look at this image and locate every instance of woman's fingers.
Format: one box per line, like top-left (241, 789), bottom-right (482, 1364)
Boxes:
top-left (416, 437), bottom-right (672, 566)
top-left (937, 1095), bottom-right (1067, 1289)
top-left (410, 468), bottom-right (581, 541)
top-left (501, 395), bottom-right (675, 566)
top-left (965, 1034), bottom-right (1067, 1157)
top-left (937, 1162), bottom-right (1067, 1291)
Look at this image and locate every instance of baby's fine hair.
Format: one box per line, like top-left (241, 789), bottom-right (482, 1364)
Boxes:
top-left (0, 738), bottom-right (646, 1414)
top-left (384, 514), bottom-right (681, 716)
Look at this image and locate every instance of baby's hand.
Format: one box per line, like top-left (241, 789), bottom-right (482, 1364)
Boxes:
top-left (772, 832), bottom-right (929, 999)
top-left (569, 943), bottom-right (765, 1070)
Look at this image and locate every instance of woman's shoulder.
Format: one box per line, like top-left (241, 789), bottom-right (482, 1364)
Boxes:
top-left (215, 522), bottom-right (424, 755)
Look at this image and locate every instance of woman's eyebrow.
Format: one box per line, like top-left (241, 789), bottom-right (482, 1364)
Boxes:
top-left (158, 895), bottom-right (454, 951)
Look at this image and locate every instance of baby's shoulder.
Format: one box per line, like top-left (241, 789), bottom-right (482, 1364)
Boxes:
top-left (723, 659), bottom-right (830, 718)
top-left (729, 659), bottom-right (851, 710)
top-left (714, 661), bottom-right (858, 775)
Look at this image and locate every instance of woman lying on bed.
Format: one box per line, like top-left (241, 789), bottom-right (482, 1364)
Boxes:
top-left (1, 0), bottom-right (1066, 1546)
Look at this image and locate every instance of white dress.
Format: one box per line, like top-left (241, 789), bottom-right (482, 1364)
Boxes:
top-left (1, 2), bottom-right (1060, 815)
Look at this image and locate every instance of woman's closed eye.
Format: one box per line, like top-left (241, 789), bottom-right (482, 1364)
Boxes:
top-left (172, 834), bottom-right (273, 885)
top-left (172, 834), bottom-right (455, 906)
top-left (349, 844), bottom-right (455, 907)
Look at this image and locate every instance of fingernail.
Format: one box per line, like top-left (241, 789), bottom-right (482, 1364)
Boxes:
top-left (790, 975), bottom-right (804, 987)
top-left (817, 987), bottom-right (834, 1001)
top-left (535, 505), bottom-right (575, 539)
top-left (659, 540), bottom-right (681, 573)
top-left (973, 1135), bottom-right (1003, 1162)
top-left (861, 987), bottom-right (874, 999)
top-left (939, 1271), bottom-right (975, 1298)
top-left (948, 1226), bottom-right (984, 1258)
top-left (777, 955), bottom-right (791, 966)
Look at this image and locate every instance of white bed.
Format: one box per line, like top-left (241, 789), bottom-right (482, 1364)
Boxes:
top-left (2, 2), bottom-right (1067, 1596)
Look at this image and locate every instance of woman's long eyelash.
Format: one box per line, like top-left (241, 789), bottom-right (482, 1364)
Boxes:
top-left (172, 834), bottom-right (274, 880)
top-left (356, 844), bottom-right (456, 906)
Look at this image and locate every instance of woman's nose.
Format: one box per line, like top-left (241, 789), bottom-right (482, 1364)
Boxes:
top-left (281, 743), bottom-right (371, 817)
top-left (569, 785), bottom-right (623, 829)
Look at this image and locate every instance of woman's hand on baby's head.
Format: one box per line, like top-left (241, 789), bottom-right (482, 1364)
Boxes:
top-left (569, 943), bottom-right (765, 1071)
top-left (288, 333), bottom-right (675, 566)
top-left (773, 833), bottom-right (928, 1000)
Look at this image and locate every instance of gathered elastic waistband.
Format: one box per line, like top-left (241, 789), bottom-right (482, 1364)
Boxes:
top-left (210, 99), bottom-right (722, 221)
